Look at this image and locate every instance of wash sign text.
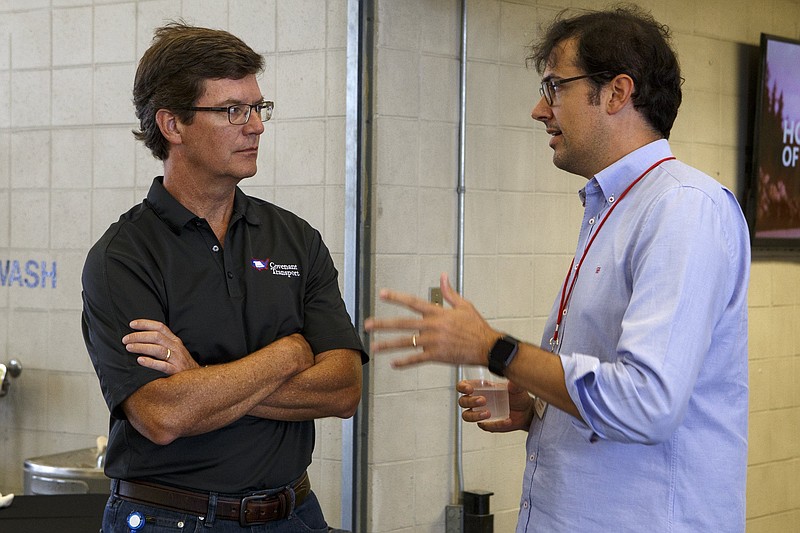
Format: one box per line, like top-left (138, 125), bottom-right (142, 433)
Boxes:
top-left (0, 259), bottom-right (57, 288)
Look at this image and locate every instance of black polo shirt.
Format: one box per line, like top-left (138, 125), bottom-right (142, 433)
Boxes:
top-left (81, 177), bottom-right (366, 492)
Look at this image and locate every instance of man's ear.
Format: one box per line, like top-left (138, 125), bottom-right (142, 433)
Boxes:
top-left (606, 74), bottom-right (635, 114)
top-left (155, 109), bottom-right (184, 146)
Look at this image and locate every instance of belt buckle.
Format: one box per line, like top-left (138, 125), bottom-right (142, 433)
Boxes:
top-left (239, 493), bottom-right (268, 526)
top-left (238, 492), bottom-right (287, 526)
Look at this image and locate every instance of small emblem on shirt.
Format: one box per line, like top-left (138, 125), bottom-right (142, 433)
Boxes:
top-left (251, 258), bottom-right (300, 278)
top-left (595, 266), bottom-right (601, 274)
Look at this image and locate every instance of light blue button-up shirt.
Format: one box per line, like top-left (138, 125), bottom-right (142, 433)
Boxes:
top-left (518, 140), bottom-right (750, 532)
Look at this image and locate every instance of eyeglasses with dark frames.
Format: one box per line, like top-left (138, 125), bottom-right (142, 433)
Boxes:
top-left (539, 72), bottom-right (610, 106)
top-left (181, 101), bottom-right (274, 125)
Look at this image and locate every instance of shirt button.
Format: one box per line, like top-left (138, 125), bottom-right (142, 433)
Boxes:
top-left (588, 217), bottom-right (595, 225)
top-left (529, 453), bottom-right (536, 462)
top-left (608, 195), bottom-right (615, 203)
top-left (227, 272), bottom-right (234, 279)
top-left (522, 500), bottom-right (529, 509)
top-left (212, 245), bottom-right (220, 252)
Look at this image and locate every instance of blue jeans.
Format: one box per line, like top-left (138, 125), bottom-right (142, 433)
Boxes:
top-left (101, 479), bottom-right (328, 532)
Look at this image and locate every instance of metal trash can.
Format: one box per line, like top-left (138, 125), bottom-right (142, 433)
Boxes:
top-left (23, 447), bottom-right (109, 495)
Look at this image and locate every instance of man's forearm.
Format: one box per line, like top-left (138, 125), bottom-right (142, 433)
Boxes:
top-left (124, 334), bottom-right (314, 444)
top-left (249, 349), bottom-right (363, 421)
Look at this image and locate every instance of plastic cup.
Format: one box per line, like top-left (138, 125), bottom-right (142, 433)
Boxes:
top-left (462, 365), bottom-right (509, 422)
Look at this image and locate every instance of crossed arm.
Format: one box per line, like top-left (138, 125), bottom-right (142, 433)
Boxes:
top-left (121, 319), bottom-right (362, 445)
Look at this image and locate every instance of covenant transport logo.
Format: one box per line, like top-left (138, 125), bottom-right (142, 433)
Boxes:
top-left (251, 258), bottom-right (300, 278)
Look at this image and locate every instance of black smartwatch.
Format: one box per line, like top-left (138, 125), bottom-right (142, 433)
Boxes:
top-left (488, 335), bottom-right (520, 376)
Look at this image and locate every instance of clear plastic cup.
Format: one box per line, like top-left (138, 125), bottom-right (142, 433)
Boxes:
top-left (462, 365), bottom-right (509, 422)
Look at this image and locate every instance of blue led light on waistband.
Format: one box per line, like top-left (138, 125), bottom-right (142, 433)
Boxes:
top-left (126, 511), bottom-right (146, 531)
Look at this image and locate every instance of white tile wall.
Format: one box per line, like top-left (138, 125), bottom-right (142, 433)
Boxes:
top-left (51, 190), bottom-right (92, 250)
top-left (276, 52), bottom-right (327, 118)
top-left (466, 0), bottom-right (499, 61)
top-left (274, 120), bottom-right (326, 185)
top-left (369, 461), bottom-right (416, 530)
top-left (11, 10), bottom-right (51, 70)
top-left (497, 128), bottom-right (535, 191)
top-left (53, 67), bottom-right (94, 126)
top-left (418, 187), bottom-right (457, 253)
top-left (94, 3), bottom-right (138, 64)
top-left (466, 61), bottom-right (498, 125)
top-left (418, 121), bottom-right (457, 189)
top-left (375, 185), bottom-right (419, 254)
top-left (419, 55), bottom-right (459, 122)
top-left (0, 189), bottom-right (9, 248)
top-left (10, 190), bottom-right (49, 248)
top-left (181, 0), bottom-right (227, 28)
top-left (497, 2), bottom-right (536, 65)
top-left (498, 66), bottom-right (536, 128)
top-left (11, 131), bottom-right (50, 189)
top-left (93, 64), bottom-right (137, 124)
top-left (0, 71), bottom-right (9, 128)
top-left (325, 50), bottom-right (346, 116)
top-left (376, 48), bottom-right (420, 118)
top-left (11, 70), bottom-right (50, 128)
top-left (277, 0), bottom-right (326, 52)
top-left (93, 127), bottom-right (137, 187)
top-left (324, 118), bottom-right (345, 185)
top-left (375, 116), bottom-right (419, 186)
top-left (53, 7), bottom-right (93, 67)
top-left (52, 129), bottom-right (93, 188)
top-left (412, 387), bottom-right (455, 457)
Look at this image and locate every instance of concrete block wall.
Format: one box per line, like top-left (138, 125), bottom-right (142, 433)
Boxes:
top-left (1, 0), bottom-right (800, 531)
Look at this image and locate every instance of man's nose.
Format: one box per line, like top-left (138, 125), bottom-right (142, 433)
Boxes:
top-left (245, 109), bottom-right (265, 134)
top-left (531, 95), bottom-right (551, 123)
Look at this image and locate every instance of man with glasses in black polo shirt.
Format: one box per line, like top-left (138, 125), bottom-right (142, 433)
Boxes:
top-left (82, 23), bottom-right (366, 532)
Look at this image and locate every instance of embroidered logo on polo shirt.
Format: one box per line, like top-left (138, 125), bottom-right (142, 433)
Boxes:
top-left (251, 258), bottom-right (300, 278)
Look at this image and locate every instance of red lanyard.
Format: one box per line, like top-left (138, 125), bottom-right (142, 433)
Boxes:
top-left (548, 156), bottom-right (676, 352)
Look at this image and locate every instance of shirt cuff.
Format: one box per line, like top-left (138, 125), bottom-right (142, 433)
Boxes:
top-left (559, 351), bottom-right (603, 442)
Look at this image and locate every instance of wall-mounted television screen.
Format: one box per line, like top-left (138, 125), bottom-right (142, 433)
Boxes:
top-left (747, 33), bottom-right (800, 249)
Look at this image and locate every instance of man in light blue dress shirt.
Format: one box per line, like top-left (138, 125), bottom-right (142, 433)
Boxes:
top-left (365, 5), bottom-right (749, 532)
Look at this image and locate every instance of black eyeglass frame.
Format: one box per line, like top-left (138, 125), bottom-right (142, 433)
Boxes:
top-left (539, 71), bottom-right (611, 106)
top-left (180, 101), bottom-right (274, 125)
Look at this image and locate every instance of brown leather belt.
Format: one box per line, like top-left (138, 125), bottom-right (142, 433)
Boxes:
top-left (114, 471), bottom-right (310, 526)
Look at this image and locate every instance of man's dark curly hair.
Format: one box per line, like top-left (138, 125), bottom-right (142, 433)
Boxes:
top-left (133, 22), bottom-right (264, 160)
top-left (528, 4), bottom-right (682, 139)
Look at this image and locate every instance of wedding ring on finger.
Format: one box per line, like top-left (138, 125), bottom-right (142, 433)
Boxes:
top-left (411, 334), bottom-right (417, 348)
top-left (165, 348), bottom-right (171, 362)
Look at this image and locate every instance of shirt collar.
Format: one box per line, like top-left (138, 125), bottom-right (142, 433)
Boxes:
top-left (586, 139), bottom-right (673, 201)
top-left (145, 177), bottom-right (261, 235)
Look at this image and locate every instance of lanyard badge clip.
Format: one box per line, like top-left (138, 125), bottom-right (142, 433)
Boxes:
top-left (548, 324), bottom-right (560, 352)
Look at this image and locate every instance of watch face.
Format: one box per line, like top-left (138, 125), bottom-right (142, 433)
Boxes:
top-left (493, 338), bottom-right (516, 359)
top-left (488, 336), bottom-right (519, 376)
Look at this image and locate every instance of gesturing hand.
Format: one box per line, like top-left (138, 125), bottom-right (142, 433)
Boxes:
top-left (364, 272), bottom-right (499, 369)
